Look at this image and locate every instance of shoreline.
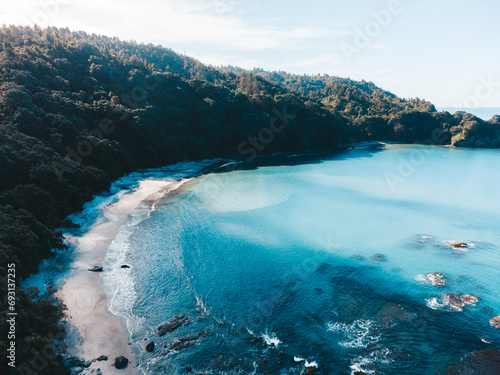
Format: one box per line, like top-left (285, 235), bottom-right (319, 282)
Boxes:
top-left (57, 179), bottom-right (174, 374)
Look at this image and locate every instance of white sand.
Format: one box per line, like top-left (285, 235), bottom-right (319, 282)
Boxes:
top-left (57, 179), bottom-right (172, 374)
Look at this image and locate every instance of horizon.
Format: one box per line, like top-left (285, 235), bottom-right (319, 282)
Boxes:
top-left (2, 0), bottom-right (499, 108)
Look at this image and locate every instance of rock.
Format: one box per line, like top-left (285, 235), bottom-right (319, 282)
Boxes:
top-left (425, 272), bottom-right (446, 287)
top-left (301, 366), bottom-right (317, 375)
top-left (169, 340), bottom-right (193, 351)
top-left (443, 293), bottom-right (466, 309)
top-left (372, 253), bottom-right (386, 261)
top-left (186, 366), bottom-right (192, 372)
top-left (145, 341), bottom-right (155, 352)
top-left (114, 356), bottom-right (129, 369)
top-left (120, 265), bottom-right (130, 269)
top-left (65, 357), bottom-right (88, 368)
top-left (450, 242), bottom-right (468, 249)
top-left (461, 294), bottom-right (480, 305)
top-left (447, 350), bottom-right (500, 374)
top-left (88, 266), bottom-right (103, 272)
top-left (490, 316), bottom-right (500, 328)
top-left (96, 355), bottom-right (108, 361)
top-left (157, 315), bottom-right (188, 336)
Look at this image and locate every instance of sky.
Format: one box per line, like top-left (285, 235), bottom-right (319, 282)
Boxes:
top-left (1, 0), bottom-right (499, 107)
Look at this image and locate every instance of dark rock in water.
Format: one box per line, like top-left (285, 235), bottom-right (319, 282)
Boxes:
top-left (353, 372), bottom-right (367, 375)
top-left (186, 366), bottom-right (192, 372)
top-left (65, 356), bottom-right (88, 368)
top-left (96, 355), bottom-right (108, 361)
top-left (120, 265), bottom-right (130, 269)
top-left (372, 253), bottom-right (386, 261)
top-left (88, 266), bottom-right (103, 272)
top-left (301, 366), bottom-right (317, 375)
top-left (450, 242), bottom-right (468, 249)
top-left (114, 356), bottom-right (129, 369)
top-left (169, 340), bottom-right (193, 351)
top-left (169, 332), bottom-right (205, 351)
top-left (447, 350), bottom-right (500, 374)
top-left (490, 316), bottom-right (500, 328)
top-left (157, 315), bottom-right (188, 336)
top-left (145, 341), bottom-right (155, 352)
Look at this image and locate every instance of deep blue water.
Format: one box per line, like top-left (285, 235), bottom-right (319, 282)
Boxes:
top-left (103, 144), bottom-right (500, 374)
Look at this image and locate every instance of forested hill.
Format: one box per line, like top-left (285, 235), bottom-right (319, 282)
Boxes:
top-left (0, 25), bottom-right (499, 373)
top-left (221, 66), bottom-right (500, 146)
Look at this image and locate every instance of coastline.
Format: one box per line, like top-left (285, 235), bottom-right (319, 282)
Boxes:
top-left (57, 179), bottom-right (174, 374)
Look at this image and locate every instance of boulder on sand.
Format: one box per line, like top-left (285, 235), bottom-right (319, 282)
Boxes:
top-left (114, 356), bottom-right (129, 369)
top-left (88, 266), bottom-right (103, 272)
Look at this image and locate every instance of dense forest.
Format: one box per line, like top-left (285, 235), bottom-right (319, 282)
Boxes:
top-left (0, 25), bottom-right (499, 373)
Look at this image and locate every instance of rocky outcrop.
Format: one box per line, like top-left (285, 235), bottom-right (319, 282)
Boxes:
top-left (158, 315), bottom-right (189, 336)
top-left (489, 316), bottom-right (500, 328)
top-left (443, 293), bottom-right (466, 309)
top-left (169, 330), bottom-right (207, 351)
top-left (461, 294), bottom-right (480, 305)
top-left (447, 350), bottom-right (500, 374)
top-left (449, 242), bottom-right (468, 249)
top-left (424, 272), bottom-right (446, 287)
top-left (114, 356), bottom-right (129, 369)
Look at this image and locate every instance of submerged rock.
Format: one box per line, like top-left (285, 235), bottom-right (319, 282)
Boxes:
top-left (114, 356), bottom-right (129, 369)
top-left (88, 266), bottom-right (103, 272)
top-left (301, 366), bottom-right (317, 375)
top-left (372, 253), bottom-right (387, 261)
top-left (145, 342), bottom-right (155, 352)
top-left (490, 316), bottom-right (500, 328)
top-left (447, 350), bottom-right (500, 374)
top-left (157, 315), bottom-right (188, 336)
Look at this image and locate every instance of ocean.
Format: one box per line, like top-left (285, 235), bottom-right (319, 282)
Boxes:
top-left (26, 144), bottom-right (500, 374)
top-left (104, 144), bottom-right (500, 374)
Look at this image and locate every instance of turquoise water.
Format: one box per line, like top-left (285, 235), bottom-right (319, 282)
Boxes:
top-left (106, 144), bottom-right (500, 374)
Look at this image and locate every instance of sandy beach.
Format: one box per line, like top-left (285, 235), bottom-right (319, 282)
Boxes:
top-left (57, 179), bottom-right (173, 374)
